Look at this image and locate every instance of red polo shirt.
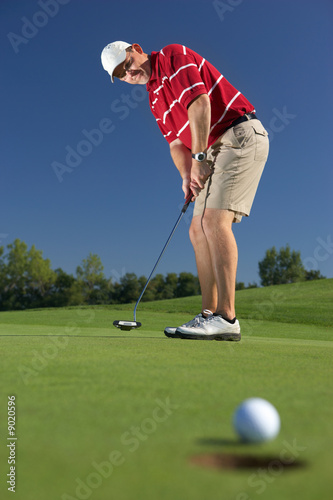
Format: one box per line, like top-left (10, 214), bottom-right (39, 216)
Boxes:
top-left (146, 44), bottom-right (255, 149)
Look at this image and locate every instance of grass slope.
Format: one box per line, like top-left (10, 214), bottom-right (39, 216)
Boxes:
top-left (0, 280), bottom-right (332, 500)
top-left (0, 278), bottom-right (331, 327)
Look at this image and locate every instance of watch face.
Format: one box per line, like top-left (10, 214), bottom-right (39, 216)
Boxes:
top-left (192, 152), bottom-right (207, 161)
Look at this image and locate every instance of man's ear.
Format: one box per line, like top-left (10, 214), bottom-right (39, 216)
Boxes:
top-left (132, 43), bottom-right (143, 54)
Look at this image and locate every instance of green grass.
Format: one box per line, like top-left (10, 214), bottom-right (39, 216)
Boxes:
top-left (0, 279), bottom-right (332, 500)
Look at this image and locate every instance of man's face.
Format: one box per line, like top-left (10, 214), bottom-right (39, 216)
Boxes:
top-left (113, 44), bottom-right (151, 85)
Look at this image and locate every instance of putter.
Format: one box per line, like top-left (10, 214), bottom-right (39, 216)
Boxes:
top-left (113, 191), bottom-right (193, 331)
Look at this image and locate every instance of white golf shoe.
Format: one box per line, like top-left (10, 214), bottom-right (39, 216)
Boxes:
top-left (164, 310), bottom-right (213, 338)
top-left (176, 314), bottom-right (241, 341)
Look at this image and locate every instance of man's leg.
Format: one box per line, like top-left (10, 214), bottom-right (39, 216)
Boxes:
top-left (202, 208), bottom-right (238, 320)
top-left (189, 215), bottom-right (217, 313)
top-left (190, 208), bottom-right (237, 320)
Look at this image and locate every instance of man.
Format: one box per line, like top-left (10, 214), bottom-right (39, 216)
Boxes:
top-left (101, 41), bottom-right (269, 341)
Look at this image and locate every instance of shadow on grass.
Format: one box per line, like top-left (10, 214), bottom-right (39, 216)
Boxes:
top-left (190, 453), bottom-right (307, 470)
top-left (196, 437), bottom-right (244, 447)
top-left (193, 438), bottom-right (308, 470)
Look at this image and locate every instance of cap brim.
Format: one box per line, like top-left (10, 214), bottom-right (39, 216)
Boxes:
top-left (109, 47), bottom-right (129, 83)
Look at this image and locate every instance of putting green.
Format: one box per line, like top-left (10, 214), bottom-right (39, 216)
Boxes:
top-left (0, 281), bottom-right (332, 500)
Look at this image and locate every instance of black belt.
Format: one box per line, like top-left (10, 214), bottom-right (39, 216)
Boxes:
top-left (226, 112), bottom-right (258, 130)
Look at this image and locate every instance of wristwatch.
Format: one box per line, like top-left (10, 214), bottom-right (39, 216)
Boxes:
top-left (192, 152), bottom-right (207, 162)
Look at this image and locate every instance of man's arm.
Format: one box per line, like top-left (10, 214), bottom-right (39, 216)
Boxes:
top-left (187, 94), bottom-right (212, 197)
top-left (169, 138), bottom-right (192, 199)
top-left (169, 93), bottom-right (211, 200)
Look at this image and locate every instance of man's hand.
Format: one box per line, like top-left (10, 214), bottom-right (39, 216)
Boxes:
top-left (171, 94), bottom-right (211, 201)
top-left (182, 177), bottom-right (192, 200)
top-left (190, 160), bottom-right (212, 198)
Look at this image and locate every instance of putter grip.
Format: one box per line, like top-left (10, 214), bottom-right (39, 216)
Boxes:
top-left (182, 191), bottom-right (193, 213)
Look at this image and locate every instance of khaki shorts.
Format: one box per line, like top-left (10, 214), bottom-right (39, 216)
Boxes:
top-left (193, 119), bottom-right (269, 222)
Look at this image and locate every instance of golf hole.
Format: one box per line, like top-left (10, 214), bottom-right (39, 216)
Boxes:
top-left (189, 453), bottom-right (306, 471)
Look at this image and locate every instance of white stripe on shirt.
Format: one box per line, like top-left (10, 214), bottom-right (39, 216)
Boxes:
top-left (154, 60), bottom-right (200, 93)
top-left (169, 63), bottom-right (197, 82)
top-left (154, 76), bottom-right (168, 94)
top-left (162, 82), bottom-right (205, 124)
top-left (210, 91), bottom-right (241, 133)
top-left (178, 82), bottom-right (205, 104)
top-left (162, 99), bottom-right (178, 124)
top-left (208, 74), bottom-right (223, 96)
top-left (177, 120), bottom-right (189, 137)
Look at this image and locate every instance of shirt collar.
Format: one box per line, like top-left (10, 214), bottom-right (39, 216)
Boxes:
top-left (146, 52), bottom-right (158, 91)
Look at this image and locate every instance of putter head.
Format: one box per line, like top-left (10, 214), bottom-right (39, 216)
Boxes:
top-left (113, 320), bottom-right (142, 331)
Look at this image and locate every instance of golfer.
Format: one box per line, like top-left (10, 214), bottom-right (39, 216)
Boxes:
top-left (101, 42), bottom-right (269, 341)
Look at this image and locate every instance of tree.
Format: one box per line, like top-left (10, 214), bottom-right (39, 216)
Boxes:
top-left (3, 239), bottom-right (29, 299)
top-left (114, 273), bottom-right (141, 303)
top-left (258, 246), bottom-right (278, 287)
top-left (176, 272), bottom-right (200, 297)
top-left (0, 246), bottom-right (6, 308)
top-left (27, 244), bottom-right (56, 304)
top-left (164, 273), bottom-right (178, 299)
top-left (0, 239), bottom-right (56, 309)
top-left (0, 245), bottom-right (5, 282)
top-left (258, 245), bottom-right (306, 286)
top-left (49, 268), bottom-right (77, 307)
top-left (143, 274), bottom-right (164, 302)
top-left (76, 253), bottom-right (109, 304)
top-left (305, 270), bottom-right (325, 281)
top-left (247, 282), bottom-right (258, 289)
top-left (144, 273), bottom-right (176, 301)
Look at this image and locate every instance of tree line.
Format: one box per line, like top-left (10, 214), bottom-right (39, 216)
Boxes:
top-left (0, 239), bottom-right (325, 311)
top-left (0, 239), bottom-right (202, 311)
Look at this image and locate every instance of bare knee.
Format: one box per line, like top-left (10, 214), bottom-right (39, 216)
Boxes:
top-left (189, 216), bottom-right (205, 246)
top-left (201, 209), bottom-right (234, 238)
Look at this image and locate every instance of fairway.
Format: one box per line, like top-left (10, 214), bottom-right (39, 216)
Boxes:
top-left (0, 280), bottom-right (332, 500)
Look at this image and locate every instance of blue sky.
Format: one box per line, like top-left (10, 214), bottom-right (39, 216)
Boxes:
top-left (1, 0), bottom-right (332, 286)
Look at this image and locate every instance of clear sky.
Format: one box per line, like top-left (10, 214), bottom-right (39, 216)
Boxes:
top-left (1, 0), bottom-right (332, 286)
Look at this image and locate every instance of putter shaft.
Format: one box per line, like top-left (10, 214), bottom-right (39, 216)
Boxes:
top-left (133, 194), bottom-right (192, 322)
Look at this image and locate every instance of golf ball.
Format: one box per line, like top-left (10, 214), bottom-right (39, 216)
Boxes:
top-left (233, 398), bottom-right (281, 443)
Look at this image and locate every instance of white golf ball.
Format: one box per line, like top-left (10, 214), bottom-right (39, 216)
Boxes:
top-left (233, 398), bottom-right (281, 443)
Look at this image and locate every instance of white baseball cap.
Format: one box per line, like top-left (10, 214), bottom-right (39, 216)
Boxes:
top-left (101, 41), bottom-right (131, 83)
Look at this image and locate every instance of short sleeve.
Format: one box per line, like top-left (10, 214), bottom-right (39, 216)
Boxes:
top-left (164, 51), bottom-right (208, 109)
top-left (155, 119), bottom-right (178, 144)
